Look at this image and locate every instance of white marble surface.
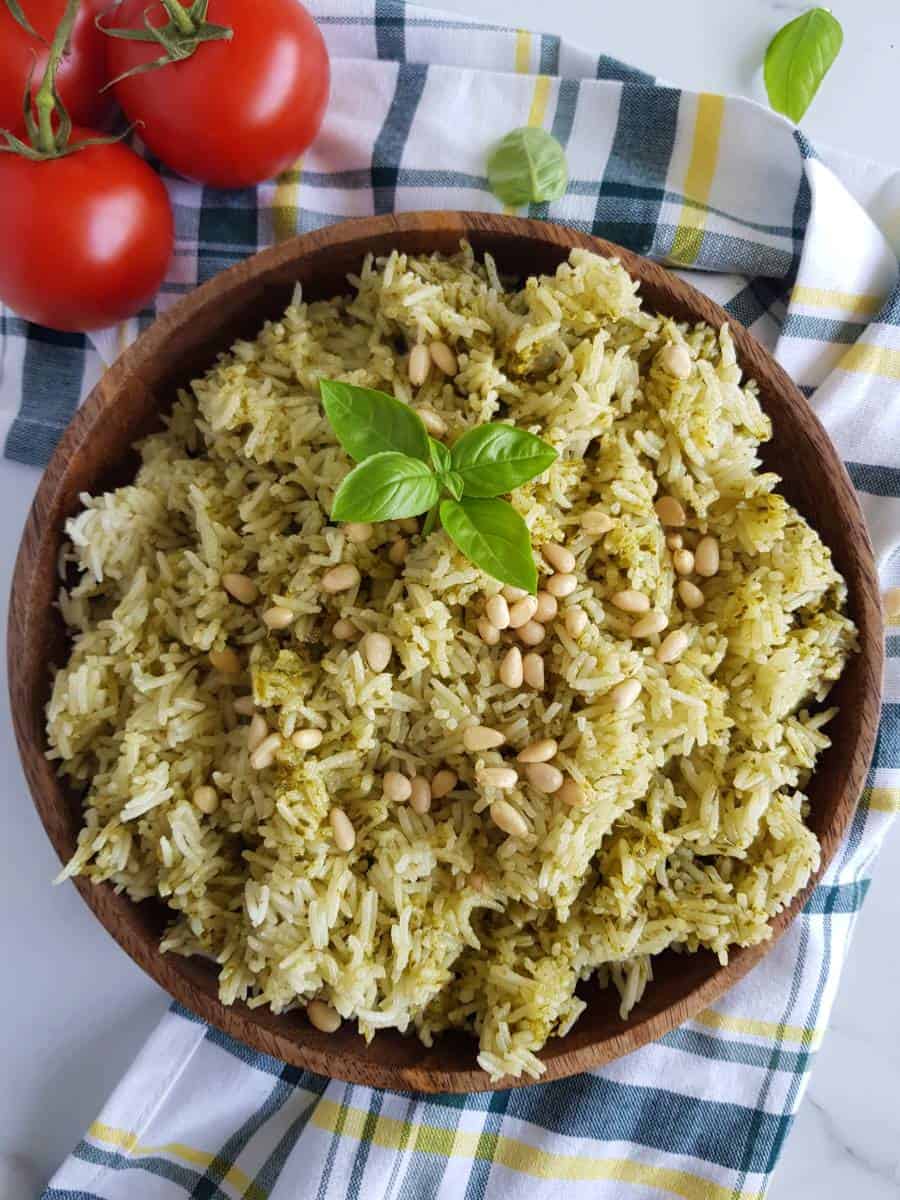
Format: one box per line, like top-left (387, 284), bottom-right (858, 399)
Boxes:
top-left (3, 2), bottom-right (900, 1196)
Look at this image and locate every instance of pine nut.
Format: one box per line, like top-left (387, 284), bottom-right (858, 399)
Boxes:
top-left (517, 738), bottom-right (558, 763)
top-left (344, 522), bottom-right (373, 544)
top-left (233, 695), bottom-right (256, 716)
top-left (522, 652), bottom-right (544, 689)
top-left (363, 631), bottom-right (392, 672)
top-left (499, 645), bottom-right (524, 688)
top-left (503, 586), bottom-right (527, 602)
top-left (398, 518), bottom-right (419, 533)
top-left (464, 725), bottom-right (505, 752)
top-left (490, 799), bottom-right (528, 836)
top-left (883, 586), bottom-right (900, 622)
top-left (542, 542), bottom-right (576, 574)
top-left (518, 620), bottom-right (546, 647)
top-left (564, 607), bottom-right (588, 637)
top-left (431, 769), bottom-right (458, 799)
top-left (666, 533), bottom-right (684, 551)
top-left (582, 509), bottom-right (614, 535)
top-left (263, 605), bottom-right (294, 630)
top-left (611, 589), bottom-right (650, 614)
top-left (477, 616), bottom-right (501, 645)
top-left (508, 595), bottom-right (539, 628)
top-left (307, 999), bottom-right (341, 1033)
top-left (292, 728), bottom-right (324, 750)
top-left (694, 536), bottom-right (720, 577)
top-left (657, 628), bottom-right (690, 664)
top-left (430, 340), bottom-right (458, 375)
top-left (418, 406), bottom-right (447, 436)
top-left (383, 771), bottom-right (412, 803)
top-left (250, 732), bottom-right (282, 770)
top-left (631, 611), bottom-right (668, 638)
top-left (558, 779), bottom-right (584, 807)
top-left (658, 343), bottom-right (692, 379)
top-left (469, 871), bottom-right (487, 892)
top-left (611, 678), bottom-right (641, 710)
top-left (678, 580), bottom-right (704, 610)
top-left (525, 762), bottom-right (563, 794)
top-left (409, 776), bottom-right (432, 814)
top-left (222, 573), bottom-right (258, 604)
top-left (330, 806), bottom-right (355, 852)
top-left (654, 495), bottom-right (686, 527)
top-left (546, 573), bottom-right (577, 598)
top-left (247, 713), bottom-right (268, 752)
top-left (209, 648), bottom-right (241, 675)
top-left (321, 564), bottom-right (360, 593)
top-left (672, 549), bottom-right (695, 576)
top-left (333, 618), bottom-right (358, 639)
top-left (409, 343), bottom-right (431, 386)
top-left (193, 785), bottom-right (218, 814)
top-left (391, 540), bottom-right (412, 566)
top-left (485, 594), bottom-right (510, 629)
top-left (534, 591), bottom-right (558, 622)
top-left (479, 766), bottom-right (518, 790)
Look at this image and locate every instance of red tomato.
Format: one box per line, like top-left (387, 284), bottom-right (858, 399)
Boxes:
top-left (0, 0), bottom-right (114, 132)
top-left (0, 131), bottom-right (174, 332)
top-left (105, 0), bottom-right (330, 188)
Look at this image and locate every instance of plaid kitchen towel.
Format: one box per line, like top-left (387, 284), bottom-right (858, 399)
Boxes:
top-left (14, 1), bottom-right (898, 1197)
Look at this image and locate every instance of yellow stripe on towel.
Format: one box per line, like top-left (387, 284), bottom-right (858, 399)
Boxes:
top-left (790, 285), bottom-right (883, 316)
top-left (514, 27), bottom-right (531, 73)
top-left (837, 342), bottom-right (900, 381)
top-left (694, 1008), bottom-right (823, 1048)
top-left (866, 786), bottom-right (900, 813)
top-left (88, 1121), bottom-right (266, 1200)
top-left (273, 156), bottom-right (305, 243)
top-left (670, 93), bottom-right (726, 266)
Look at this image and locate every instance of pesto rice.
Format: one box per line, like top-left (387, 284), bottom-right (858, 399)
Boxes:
top-left (47, 245), bottom-right (856, 1080)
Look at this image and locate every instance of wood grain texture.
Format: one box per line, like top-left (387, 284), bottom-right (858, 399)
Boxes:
top-left (8, 212), bottom-right (884, 1093)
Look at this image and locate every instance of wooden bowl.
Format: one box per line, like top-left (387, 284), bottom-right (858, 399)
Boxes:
top-left (9, 212), bottom-right (883, 1093)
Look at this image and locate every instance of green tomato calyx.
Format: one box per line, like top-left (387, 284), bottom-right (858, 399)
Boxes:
top-left (98, 0), bottom-right (234, 89)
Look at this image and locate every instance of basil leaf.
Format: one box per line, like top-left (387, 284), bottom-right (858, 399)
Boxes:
top-left (444, 471), bottom-right (464, 501)
top-left (764, 8), bottom-right (843, 123)
top-left (487, 127), bottom-right (568, 207)
top-left (450, 423), bottom-right (558, 497)
top-left (332, 452), bottom-right (440, 522)
top-left (439, 498), bottom-right (537, 593)
top-left (320, 379), bottom-right (430, 463)
top-left (429, 437), bottom-right (452, 475)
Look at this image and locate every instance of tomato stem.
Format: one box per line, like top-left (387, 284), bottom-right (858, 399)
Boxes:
top-left (158, 0), bottom-right (195, 36)
top-left (33, 0), bottom-right (79, 154)
top-left (0, 0), bottom-right (131, 159)
top-left (96, 0), bottom-right (233, 87)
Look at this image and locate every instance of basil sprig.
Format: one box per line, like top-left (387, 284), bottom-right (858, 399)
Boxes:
top-left (764, 8), bottom-right (843, 124)
top-left (321, 380), bottom-right (558, 593)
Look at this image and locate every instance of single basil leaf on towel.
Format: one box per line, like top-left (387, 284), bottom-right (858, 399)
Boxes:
top-left (331, 453), bottom-right (440, 522)
top-left (764, 8), bottom-right (843, 123)
top-left (450, 422), bottom-right (558, 497)
top-left (486, 127), bottom-right (568, 207)
top-left (439, 497), bottom-right (538, 593)
top-left (320, 379), bottom-right (431, 463)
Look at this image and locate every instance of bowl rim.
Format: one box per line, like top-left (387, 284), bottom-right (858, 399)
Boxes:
top-left (9, 211), bottom-right (884, 1092)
